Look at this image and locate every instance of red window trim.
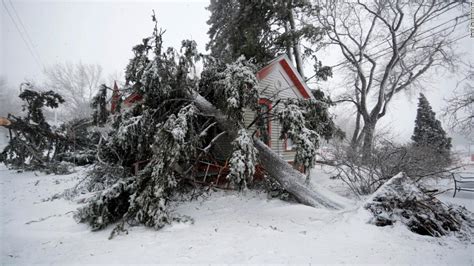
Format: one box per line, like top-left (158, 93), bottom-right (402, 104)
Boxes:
top-left (258, 98), bottom-right (272, 148)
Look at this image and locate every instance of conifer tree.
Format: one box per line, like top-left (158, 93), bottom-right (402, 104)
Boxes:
top-left (90, 85), bottom-right (109, 126)
top-left (207, 0), bottom-right (275, 64)
top-left (412, 93), bottom-right (452, 155)
top-left (0, 85), bottom-right (65, 170)
top-left (206, 0), bottom-right (330, 79)
top-left (1, 84), bottom-right (98, 171)
top-left (19, 86), bottom-right (64, 128)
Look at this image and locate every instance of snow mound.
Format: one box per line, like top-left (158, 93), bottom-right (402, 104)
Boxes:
top-left (364, 172), bottom-right (474, 240)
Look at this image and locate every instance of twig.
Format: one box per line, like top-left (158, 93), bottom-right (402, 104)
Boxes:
top-left (415, 165), bottom-right (464, 183)
top-left (25, 211), bottom-right (74, 225)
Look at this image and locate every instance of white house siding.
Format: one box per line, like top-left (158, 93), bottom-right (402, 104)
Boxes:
top-left (245, 62), bottom-right (301, 162)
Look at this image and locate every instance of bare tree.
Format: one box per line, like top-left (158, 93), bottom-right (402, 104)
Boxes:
top-left (44, 62), bottom-right (103, 120)
top-left (443, 64), bottom-right (473, 139)
top-left (316, 0), bottom-right (468, 159)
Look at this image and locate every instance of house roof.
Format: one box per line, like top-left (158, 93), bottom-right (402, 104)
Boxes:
top-left (110, 81), bottom-right (121, 113)
top-left (256, 54), bottom-right (314, 99)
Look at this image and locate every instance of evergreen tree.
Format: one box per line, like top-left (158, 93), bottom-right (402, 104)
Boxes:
top-left (1, 84), bottom-right (99, 172)
top-left (412, 93), bottom-right (452, 155)
top-left (206, 0), bottom-right (330, 79)
top-left (90, 85), bottom-right (109, 126)
top-left (18, 86), bottom-right (64, 128)
top-left (1, 85), bottom-right (65, 171)
top-left (207, 0), bottom-right (276, 64)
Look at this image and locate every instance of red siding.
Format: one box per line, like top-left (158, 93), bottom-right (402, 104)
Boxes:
top-left (124, 92), bottom-right (143, 106)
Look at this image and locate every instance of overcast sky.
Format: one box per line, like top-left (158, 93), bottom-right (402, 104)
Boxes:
top-left (1, 0), bottom-right (472, 148)
top-left (1, 0), bottom-right (210, 85)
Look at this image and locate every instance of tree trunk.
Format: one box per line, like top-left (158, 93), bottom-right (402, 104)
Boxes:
top-left (351, 111), bottom-right (361, 149)
top-left (351, 86), bottom-right (362, 149)
top-left (254, 140), bottom-right (341, 209)
top-left (287, 8), bottom-right (304, 77)
top-left (192, 93), bottom-right (342, 209)
top-left (361, 120), bottom-right (377, 161)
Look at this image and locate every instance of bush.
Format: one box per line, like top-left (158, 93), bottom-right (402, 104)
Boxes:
top-left (376, 141), bottom-right (452, 181)
top-left (330, 140), bottom-right (453, 196)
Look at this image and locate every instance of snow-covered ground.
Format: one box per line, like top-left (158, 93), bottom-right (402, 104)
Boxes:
top-left (1, 163), bottom-right (473, 264)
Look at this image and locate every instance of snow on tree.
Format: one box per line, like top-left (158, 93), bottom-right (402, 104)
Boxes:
top-left (74, 17), bottom-right (214, 235)
top-left (412, 93), bottom-right (452, 156)
top-left (76, 104), bottom-right (200, 233)
top-left (91, 85), bottom-right (109, 126)
top-left (74, 15), bottom-right (343, 237)
top-left (0, 84), bottom-right (96, 172)
top-left (0, 85), bottom-right (64, 170)
top-left (206, 0), bottom-right (330, 79)
top-left (18, 86), bottom-right (64, 128)
top-left (277, 100), bottom-right (318, 175)
top-left (276, 97), bottom-right (342, 179)
top-left (228, 129), bottom-right (258, 187)
top-left (198, 55), bottom-right (260, 125)
top-left (76, 32), bottom-right (262, 235)
top-left (217, 56), bottom-right (259, 121)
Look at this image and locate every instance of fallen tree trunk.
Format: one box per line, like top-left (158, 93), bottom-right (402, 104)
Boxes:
top-left (192, 93), bottom-right (342, 209)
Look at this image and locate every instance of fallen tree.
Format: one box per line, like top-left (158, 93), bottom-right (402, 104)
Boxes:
top-left (74, 16), bottom-right (342, 236)
top-left (192, 93), bottom-right (342, 209)
top-left (365, 173), bottom-right (474, 240)
top-left (0, 86), bottom-right (98, 172)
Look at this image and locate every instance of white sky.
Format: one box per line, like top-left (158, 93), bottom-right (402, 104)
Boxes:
top-left (1, 0), bottom-right (210, 84)
top-left (1, 0), bottom-right (472, 147)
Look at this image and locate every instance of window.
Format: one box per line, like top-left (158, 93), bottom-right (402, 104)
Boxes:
top-left (285, 137), bottom-right (295, 151)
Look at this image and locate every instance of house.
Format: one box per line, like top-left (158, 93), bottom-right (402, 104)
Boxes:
top-left (110, 82), bottom-right (143, 114)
